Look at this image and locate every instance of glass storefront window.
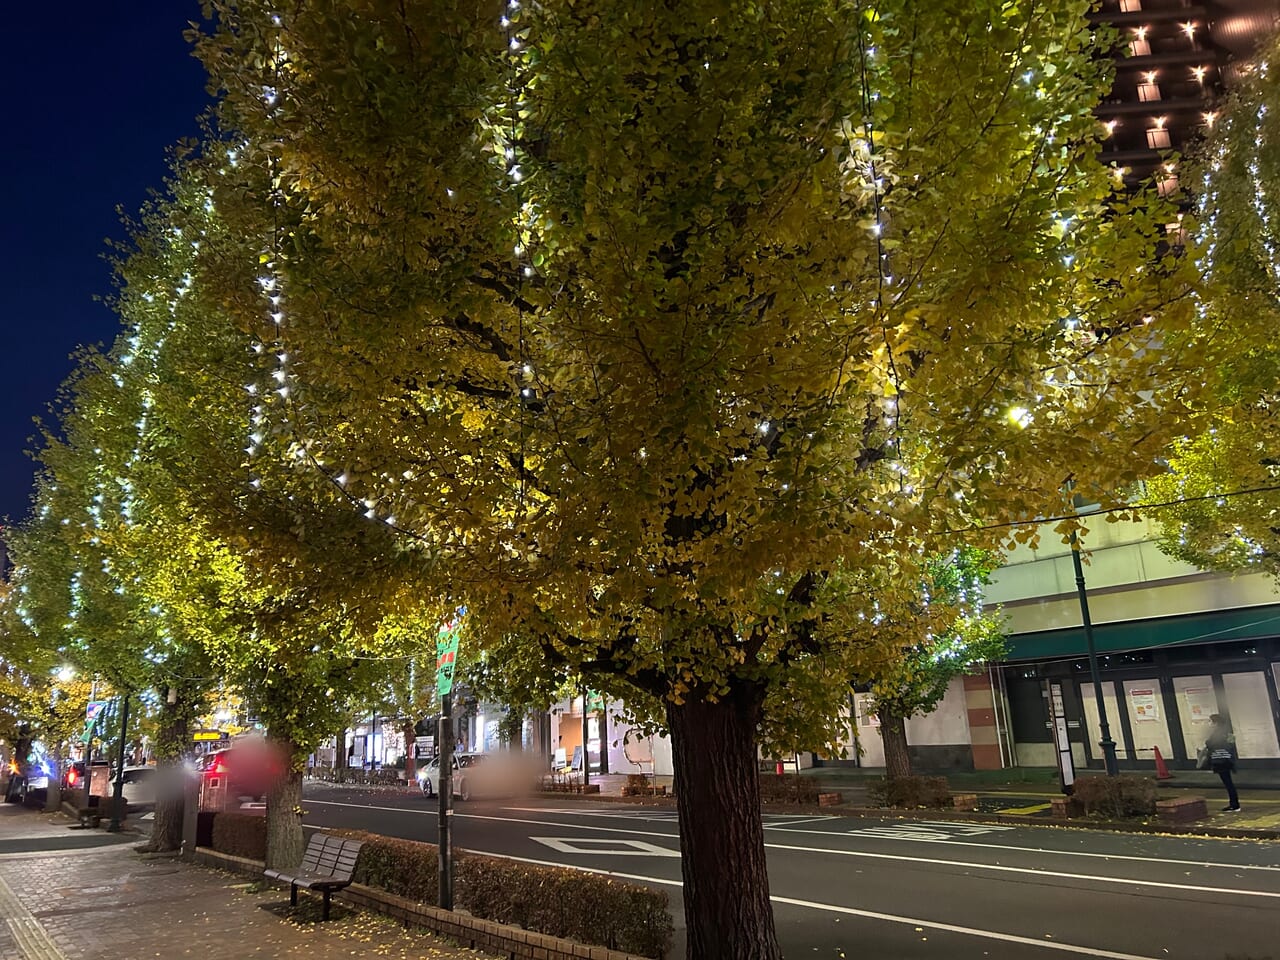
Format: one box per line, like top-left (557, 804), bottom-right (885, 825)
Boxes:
top-left (1080, 682), bottom-right (1128, 761)
top-left (1222, 672), bottom-right (1280, 759)
top-left (1172, 675), bottom-right (1216, 759)
top-left (1121, 678), bottom-right (1172, 763)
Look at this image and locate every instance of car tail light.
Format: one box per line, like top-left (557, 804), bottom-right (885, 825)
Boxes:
top-left (68, 768), bottom-right (79, 786)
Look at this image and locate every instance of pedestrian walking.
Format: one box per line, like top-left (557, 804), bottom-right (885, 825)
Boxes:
top-left (1205, 714), bottom-right (1240, 812)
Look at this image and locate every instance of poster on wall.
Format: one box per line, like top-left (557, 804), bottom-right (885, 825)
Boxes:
top-left (1183, 686), bottom-right (1217, 721)
top-left (1129, 687), bottom-right (1159, 721)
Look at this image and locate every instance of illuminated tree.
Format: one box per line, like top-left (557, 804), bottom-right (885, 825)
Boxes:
top-left (182, 1), bottom-right (1216, 955)
top-left (1143, 37), bottom-right (1280, 576)
top-left (850, 547), bottom-right (1006, 779)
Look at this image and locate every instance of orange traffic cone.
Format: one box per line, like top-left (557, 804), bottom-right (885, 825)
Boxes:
top-left (1153, 745), bottom-right (1172, 780)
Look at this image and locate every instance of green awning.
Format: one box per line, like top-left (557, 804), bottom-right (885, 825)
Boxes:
top-left (1005, 604), bottom-right (1280, 662)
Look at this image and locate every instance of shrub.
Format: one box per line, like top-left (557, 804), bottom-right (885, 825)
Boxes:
top-left (866, 775), bottom-right (952, 809)
top-left (336, 829), bottom-right (673, 959)
top-left (1070, 775), bottom-right (1156, 819)
top-left (758, 774), bottom-right (820, 804)
top-left (210, 811), bottom-right (268, 861)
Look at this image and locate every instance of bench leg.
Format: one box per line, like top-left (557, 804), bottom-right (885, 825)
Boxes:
top-left (322, 889), bottom-right (331, 921)
top-left (290, 883), bottom-right (298, 906)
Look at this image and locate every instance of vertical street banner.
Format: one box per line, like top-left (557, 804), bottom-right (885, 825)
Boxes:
top-left (436, 616), bottom-right (462, 696)
top-left (81, 700), bottom-right (108, 743)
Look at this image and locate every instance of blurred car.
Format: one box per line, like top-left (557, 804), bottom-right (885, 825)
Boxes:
top-left (198, 745), bottom-right (280, 803)
top-left (416, 752), bottom-right (533, 800)
top-left (110, 766), bottom-right (157, 808)
top-left (417, 753), bottom-right (482, 800)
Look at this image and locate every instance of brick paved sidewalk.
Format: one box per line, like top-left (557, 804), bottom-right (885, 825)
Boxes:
top-left (0, 805), bottom-right (496, 960)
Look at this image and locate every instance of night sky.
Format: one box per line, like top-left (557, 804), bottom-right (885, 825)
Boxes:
top-left (1, 3), bottom-right (210, 525)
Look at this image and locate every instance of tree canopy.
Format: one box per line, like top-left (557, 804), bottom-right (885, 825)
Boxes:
top-left (1143, 35), bottom-right (1280, 578)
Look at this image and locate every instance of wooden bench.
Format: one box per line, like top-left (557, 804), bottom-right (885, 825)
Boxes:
top-left (264, 833), bottom-right (363, 920)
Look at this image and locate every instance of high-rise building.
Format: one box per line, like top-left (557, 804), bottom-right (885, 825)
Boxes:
top-left (1093, 0), bottom-right (1280, 195)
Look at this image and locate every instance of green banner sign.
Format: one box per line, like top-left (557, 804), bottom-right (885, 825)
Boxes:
top-left (436, 617), bottom-right (462, 696)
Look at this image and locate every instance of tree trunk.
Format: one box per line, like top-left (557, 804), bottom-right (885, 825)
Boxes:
top-left (266, 752), bottom-right (305, 870)
top-left (879, 710), bottom-right (912, 780)
top-left (667, 687), bottom-right (781, 960)
top-left (335, 727), bottom-right (347, 770)
top-left (143, 688), bottom-right (194, 853)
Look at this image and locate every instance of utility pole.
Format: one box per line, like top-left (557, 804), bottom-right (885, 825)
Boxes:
top-left (106, 694), bottom-right (130, 832)
top-left (581, 685), bottom-right (590, 788)
top-left (437, 693), bottom-right (453, 910)
top-left (1070, 529), bottom-right (1119, 776)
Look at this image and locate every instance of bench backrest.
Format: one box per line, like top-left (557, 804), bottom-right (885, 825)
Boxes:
top-left (298, 833), bottom-right (364, 879)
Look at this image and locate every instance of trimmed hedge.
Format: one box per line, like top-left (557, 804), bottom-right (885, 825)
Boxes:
top-left (1071, 775), bottom-right (1156, 819)
top-left (210, 811), bottom-right (268, 861)
top-left (758, 774), bottom-right (820, 804)
top-left (866, 775), bottom-right (951, 809)
top-left (336, 829), bottom-right (673, 959)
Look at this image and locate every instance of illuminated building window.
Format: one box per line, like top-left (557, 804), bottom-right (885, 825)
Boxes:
top-left (1146, 126), bottom-right (1172, 149)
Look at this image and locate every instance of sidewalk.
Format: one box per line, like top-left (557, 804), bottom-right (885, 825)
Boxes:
top-left (787, 765), bottom-right (1280, 832)
top-left (0, 804), bottom-right (496, 960)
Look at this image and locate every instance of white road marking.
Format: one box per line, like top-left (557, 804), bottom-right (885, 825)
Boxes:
top-left (445, 851), bottom-right (1165, 960)
top-left (530, 837), bottom-right (679, 857)
top-left (847, 822), bottom-right (1014, 841)
top-left (304, 800), bottom-right (1280, 894)
top-left (768, 895), bottom-right (1164, 960)
top-left (764, 839), bottom-right (1280, 900)
top-left (764, 823), bottom-right (1280, 873)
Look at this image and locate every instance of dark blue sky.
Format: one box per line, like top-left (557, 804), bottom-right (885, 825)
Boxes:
top-left (0, 3), bottom-right (210, 525)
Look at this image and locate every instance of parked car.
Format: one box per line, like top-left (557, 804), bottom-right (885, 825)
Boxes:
top-left (110, 766), bottom-right (157, 808)
top-left (416, 752), bottom-right (532, 800)
top-left (417, 753), bottom-right (485, 800)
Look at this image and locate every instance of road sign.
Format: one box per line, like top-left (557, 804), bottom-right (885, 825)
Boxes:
top-left (192, 730), bottom-right (227, 742)
top-left (436, 618), bottom-right (462, 695)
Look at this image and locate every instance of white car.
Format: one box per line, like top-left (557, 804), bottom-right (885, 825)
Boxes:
top-left (417, 753), bottom-right (487, 800)
top-left (111, 766), bottom-right (157, 807)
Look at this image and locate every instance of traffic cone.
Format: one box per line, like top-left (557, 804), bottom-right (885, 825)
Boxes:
top-left (1153, 745), bottom-right (1172, 780)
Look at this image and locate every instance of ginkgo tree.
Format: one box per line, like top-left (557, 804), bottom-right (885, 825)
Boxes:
top-left (851, 547), bottom-right (1006, 780)
top-left (1143, 34), bottom-right (1280, 578)
top-left (179, 0), bottom-right (1221, 956)
top-left (102, 168), bottom-right (452, 867)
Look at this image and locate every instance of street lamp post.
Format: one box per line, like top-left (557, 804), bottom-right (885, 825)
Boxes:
top-left (1069, 528), bottom-right (1119, 776)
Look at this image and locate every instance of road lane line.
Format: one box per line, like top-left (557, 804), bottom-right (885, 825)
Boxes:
top-left (305, 801), bottom-right (1280, 894)
top-left (768, 895), bottom-right (1164, 960)
top-left (764, 840), bottom-right (1280, 900)
top-left (438, 852), bottom-right (1164, 960)
top-left (761, 825), bottom-right (1280, 873)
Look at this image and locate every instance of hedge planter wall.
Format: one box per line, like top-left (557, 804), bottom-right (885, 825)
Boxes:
top-left (339, 829), bottom-right (673, 959)
top-left (210, 811), bottom-right (268, 862)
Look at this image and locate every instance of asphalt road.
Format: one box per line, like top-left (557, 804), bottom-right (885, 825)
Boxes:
top-left (302, 785), bottom-right (1280, 960)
